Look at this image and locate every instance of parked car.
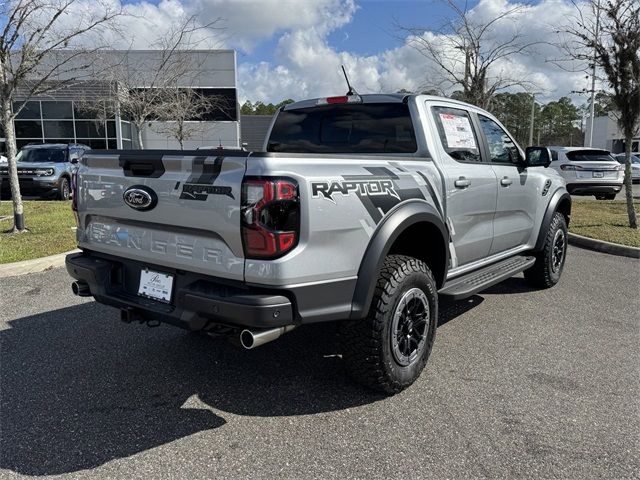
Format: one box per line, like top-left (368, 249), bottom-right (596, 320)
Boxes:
top-left (613, 153), bottom-right (640, 183)
top-left (0, 154), bottom-right (7, 165)
top-left (547, 146), bottom-right (624, 200)
top-left (0, 143), bottom-right (90, 200)
top-left (66, 93), bottom-right (571, 393)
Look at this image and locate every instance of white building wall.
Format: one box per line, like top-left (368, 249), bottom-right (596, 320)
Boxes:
top-left (586, 114), bottom-right (640, 153)
top-left (142, 122), bottom-right (239, 150)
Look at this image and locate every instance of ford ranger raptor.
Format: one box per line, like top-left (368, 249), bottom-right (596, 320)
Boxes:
top-left (66, 94), bottom-right (571, 393)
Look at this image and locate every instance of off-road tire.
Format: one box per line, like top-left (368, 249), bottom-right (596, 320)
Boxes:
top-left (340, 255), bottom-right (438, 394)
top-left (524, 212), bottom-right (567, 288)
top-left (58, 177), bottom-right (70, 201)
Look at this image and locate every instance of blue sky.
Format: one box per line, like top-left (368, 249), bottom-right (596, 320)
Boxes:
top-left (240, 1), bottom-right (452, 64)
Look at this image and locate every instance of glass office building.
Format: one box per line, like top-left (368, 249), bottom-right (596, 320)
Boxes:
top-left (12, 100), bottom-right (134, 150)
top-left (1, 50), bottom-right (239, 153)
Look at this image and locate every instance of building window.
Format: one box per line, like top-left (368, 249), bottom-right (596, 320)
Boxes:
top-left (106, 121), bottom-right (116, 137)
top-left (13, 101), bottom-right (41, 120)
top-left (75, 120), bottom-right (106, 138)
top-left (14, 120), bottom-right (43, 138)
top-left (121, 121), bottom-right (132, 139)
top-left (41, 101), bottom-right (73, 120)
top-left (43, 120), bottom-right (75, 138)
top-left (11, 100), bottom-right (120, 150)
top-left (85, 139), bottom-right (107, 149)
top-left (197, 88), bottom-right (238, 121)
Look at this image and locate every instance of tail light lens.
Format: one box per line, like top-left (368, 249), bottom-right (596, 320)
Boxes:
top-left (71, 172), bottom-right (80, 227)
top-left (241, 178), bottom-right (299, 259)
top-left (71, 172), bottom-right (78, 211)
top-left (560, 164), bottom-right (582, 171)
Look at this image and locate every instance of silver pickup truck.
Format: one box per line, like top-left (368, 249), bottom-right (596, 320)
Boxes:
top-left (66, 93), bottom-right (571, 393)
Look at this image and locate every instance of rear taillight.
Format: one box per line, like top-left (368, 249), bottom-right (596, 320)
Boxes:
top-left (560, 164), bottom-right (583, 171)
top-left (71, 172), bottom-right (78, 211)
top-left (241, 177), bottom-right (299, 259)
top-left (71, 172), bottom-right (79, 226)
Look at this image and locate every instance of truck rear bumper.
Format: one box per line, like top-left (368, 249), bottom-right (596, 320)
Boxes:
top-left (65, 251), bottom-right (294, 331)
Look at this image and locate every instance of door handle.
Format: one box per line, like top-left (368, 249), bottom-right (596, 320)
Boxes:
top-left (454, 177), bottom-right (471, 189)
top-left (500, 177), bottom-right (513, 186)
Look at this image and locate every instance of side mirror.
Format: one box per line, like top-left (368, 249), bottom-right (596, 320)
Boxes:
top-left (525, 146), bottom-right (552, 168)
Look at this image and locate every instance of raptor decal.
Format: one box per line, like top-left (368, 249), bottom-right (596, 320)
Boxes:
top-left (180, 156), bottom-right (234, 200)
top-left (312, 167), bottom-right (427, 224)
top-left (311, 179), bottom-right (400, 202)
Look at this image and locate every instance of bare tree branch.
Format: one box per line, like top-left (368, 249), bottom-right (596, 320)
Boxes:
top-left (397, 0), bottom-right (541, 109)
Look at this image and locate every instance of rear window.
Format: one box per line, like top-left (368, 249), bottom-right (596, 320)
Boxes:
top-left (267, 103), bottom-right (417, 154)
top-left (565, 150), bottom-right (615, 162)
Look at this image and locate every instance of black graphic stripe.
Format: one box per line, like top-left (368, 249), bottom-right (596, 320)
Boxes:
top-left (180, 155), bottom-right (229, 201)
top-left (342, 167), bottom-right (426, 224)
top-left (416, 171), bottom-right (443, 217)
top-left (185, 156), bottom-right (224, 185)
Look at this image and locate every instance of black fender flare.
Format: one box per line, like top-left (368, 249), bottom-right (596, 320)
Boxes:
top-left (534, 188), bottom-right (571, 251)
top-left (350, 200), bottom-right (448, 320)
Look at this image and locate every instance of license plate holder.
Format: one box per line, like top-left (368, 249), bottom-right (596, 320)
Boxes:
top-left (138, 269), bottom-right (174, 303)
top-left (592, 171), bottom-right (604, 178)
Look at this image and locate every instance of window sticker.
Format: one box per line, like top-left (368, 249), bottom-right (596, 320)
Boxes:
top-left (438, 113), bottom-right (477, 150)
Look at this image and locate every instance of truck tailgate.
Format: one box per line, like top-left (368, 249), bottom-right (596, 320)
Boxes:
top-left (75, 151), bottom-right (247, 281)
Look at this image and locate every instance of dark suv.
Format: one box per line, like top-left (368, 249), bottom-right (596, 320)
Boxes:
top-left (0, 143), bottom-right (90, 200)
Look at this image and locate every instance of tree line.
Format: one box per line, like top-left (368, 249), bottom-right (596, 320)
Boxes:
top-left (240, 99), bottom-right (294, 116)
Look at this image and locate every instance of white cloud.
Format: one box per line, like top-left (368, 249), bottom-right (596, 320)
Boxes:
top-left (35, 0), bottom-right (598, 105)
top-left (238, 0), bottom-right (596, 104)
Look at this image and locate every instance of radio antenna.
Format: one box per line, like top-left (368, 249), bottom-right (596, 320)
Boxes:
top-left (341, 65), bottom-right (358, 96)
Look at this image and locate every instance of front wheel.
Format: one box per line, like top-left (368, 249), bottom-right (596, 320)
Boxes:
top-left (340, 255), bottom-right (438, 394)
top-left (524, 212), bottom-right (568, 288)
top-left (57, 177), bottom-right (70, 201)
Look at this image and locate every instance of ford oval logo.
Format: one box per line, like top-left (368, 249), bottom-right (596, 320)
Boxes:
top-left (123, 185), bottom-right (158, 211)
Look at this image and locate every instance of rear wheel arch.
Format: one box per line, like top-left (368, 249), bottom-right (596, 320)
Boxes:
top-left (535, 189), bottom-right (571, 251)
top-left (350, 200), bottom-right (449, 320)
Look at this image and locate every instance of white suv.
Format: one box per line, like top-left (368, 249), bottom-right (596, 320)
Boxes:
top-left (613, 153), bottom-right (640, 183)
top-left (548, 147), bottom-right (624, 200)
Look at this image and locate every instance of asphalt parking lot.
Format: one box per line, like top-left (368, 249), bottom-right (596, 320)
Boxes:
top-left (0, 246), bottom-right (638, 479)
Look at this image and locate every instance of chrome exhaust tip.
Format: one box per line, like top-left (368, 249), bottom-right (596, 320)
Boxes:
top-left (239, 325), bottom-right (296, 349)
top-left (71, 281), bottom-right (91, 297)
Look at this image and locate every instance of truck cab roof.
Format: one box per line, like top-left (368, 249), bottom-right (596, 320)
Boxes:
top-left (282, 93), bottom-right (480, 112)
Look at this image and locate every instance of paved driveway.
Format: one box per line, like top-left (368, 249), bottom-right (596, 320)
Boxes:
top-left (0, 246), bottom-right (638, 479)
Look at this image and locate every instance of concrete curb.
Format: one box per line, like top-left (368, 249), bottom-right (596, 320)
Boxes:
top-left (568, 233), bottom-right (640, 259)
top-left (0, 249), bottom-right (80, 278)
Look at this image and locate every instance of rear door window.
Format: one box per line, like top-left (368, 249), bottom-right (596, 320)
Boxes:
top-left (267, 103), bottom-right (417, 154)
top-left (431, 106), bottom-right (481, 163)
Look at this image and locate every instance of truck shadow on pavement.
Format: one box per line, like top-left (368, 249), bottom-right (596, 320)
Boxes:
top-left (0, 297), bottom-right (482, 476)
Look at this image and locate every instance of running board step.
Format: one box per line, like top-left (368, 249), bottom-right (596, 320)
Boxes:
top-left (439, 255), bottom-right (536, 301)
